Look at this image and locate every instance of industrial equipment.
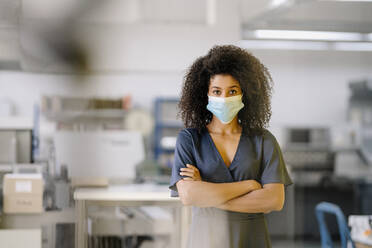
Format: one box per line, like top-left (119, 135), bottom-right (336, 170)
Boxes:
top-left (53, 130), bottom-right (145, 184)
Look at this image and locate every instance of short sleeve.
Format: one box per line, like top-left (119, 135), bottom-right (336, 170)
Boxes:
top-left (261, 130), bottom-right (293, 187)
top-left (169, 129), bottom-right (196, 197)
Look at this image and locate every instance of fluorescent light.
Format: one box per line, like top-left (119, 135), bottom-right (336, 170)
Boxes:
top-left (237, 40), bottom-right (372, 52)
top-left (270, 0), bottom-right (289, 7)
top-left (237, 40), bottom-right (330, 51)
top-left (322, 0), bottom-right (372, 2)
top-left (240, 29), bottom-right (372, 51)
top-left (245, 30), bottom-right (365, 41)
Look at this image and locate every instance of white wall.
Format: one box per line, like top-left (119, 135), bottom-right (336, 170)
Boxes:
top-left (2, 50), bottom-right (372, 131)
top-left (252, 50), bottom-right (372, 143)
top-left (254, 50), bottom-right (372, 127)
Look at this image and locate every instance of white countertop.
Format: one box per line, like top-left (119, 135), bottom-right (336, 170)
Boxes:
top-left (74, 183), bottom-right (180, 202)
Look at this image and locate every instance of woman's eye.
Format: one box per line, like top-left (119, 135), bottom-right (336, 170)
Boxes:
top-left (213, 90), bottom-right (221, 95)
top-left (229, 90), bottom-right (237, 94)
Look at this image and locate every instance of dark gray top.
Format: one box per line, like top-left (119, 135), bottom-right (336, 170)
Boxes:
top-left (169, 126), bottom-right (293, 248)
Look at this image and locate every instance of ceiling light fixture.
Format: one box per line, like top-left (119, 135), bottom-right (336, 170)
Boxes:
top-left (244, 29), bottom-right (368, 41)
top-left (237, 40), bottom-right (329, 51)
top-left (270, 0), bottom-right (289, 7)
top-left (321, 0), bottom-right (372, 2)
top-left (237, 40), bottom-right (372, 52)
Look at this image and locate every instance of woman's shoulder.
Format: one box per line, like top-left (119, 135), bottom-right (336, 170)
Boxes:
top-left (175, 127), bottom-right (204, 150)
top-left (247, 128), bottom-right (279, 145)
top-left (262, 128), bottom-right (277, 140)
top-left (245, 128), bottom-right (282, 155)
top-left (179, 126), bottom-right (206, 134)
top-left (260, 128), bottom-right (281, 149)
top-left (178, 127), bottom-right (201, 140)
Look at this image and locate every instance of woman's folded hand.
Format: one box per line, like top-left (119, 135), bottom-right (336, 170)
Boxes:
top-left (248, 180), bottom-right (262, 191)
top-left (180, 164), bottom-right (202, 181)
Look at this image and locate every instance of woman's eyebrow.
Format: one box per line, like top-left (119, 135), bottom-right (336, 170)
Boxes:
top-left (211, 85), bottom-right (239, 89)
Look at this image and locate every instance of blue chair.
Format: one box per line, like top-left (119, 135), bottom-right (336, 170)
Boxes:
top-left (315, 202), bottom-right (355, 248)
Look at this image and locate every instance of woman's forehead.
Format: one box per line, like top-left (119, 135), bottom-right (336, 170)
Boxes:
top-left (209, 74), bottom-right (240, 88)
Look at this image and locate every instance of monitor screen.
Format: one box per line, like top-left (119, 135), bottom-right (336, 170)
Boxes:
top-left (289, 129), bottom-right (310, 143)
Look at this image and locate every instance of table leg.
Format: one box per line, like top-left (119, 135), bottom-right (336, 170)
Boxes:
top-left (180, 206), bottom-right (191, 248)
top-left (75, 200), bottom-right (87, 248)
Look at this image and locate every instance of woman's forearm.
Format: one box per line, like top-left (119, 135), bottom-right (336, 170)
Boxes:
top-left (176, 179), bottom-right (260, 207)
top-left (216, 184), bottom-right (284, 213)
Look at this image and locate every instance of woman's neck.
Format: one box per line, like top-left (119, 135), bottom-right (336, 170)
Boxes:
top-left (206, 116), bottom-right (242, 135)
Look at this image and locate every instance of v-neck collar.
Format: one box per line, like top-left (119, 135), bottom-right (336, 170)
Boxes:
top-left (205, 126), bottom-right (244, 169)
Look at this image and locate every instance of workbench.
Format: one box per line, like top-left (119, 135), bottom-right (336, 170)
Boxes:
top-left (74, 183), bottom-right (189, 248)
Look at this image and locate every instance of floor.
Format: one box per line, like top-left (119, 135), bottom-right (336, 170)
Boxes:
top-left (272, 238), bottom-right (342, 248)
top-left (272, 239), bottom-right (321, 248)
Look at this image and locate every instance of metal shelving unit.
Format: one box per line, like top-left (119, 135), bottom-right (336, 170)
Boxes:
top-left (153, 97), bottom-right (183, 168)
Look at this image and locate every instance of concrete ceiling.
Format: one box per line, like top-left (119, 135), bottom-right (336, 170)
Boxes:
top-left (2, 0), bottom-right (372, 72)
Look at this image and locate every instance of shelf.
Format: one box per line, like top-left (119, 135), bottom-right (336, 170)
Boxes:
top-left (155, 121), bottom-right (183, 129)
top-left (153, 97), bottom-right (181, 161)
top-left (159, 147), bottom-right (176, 153)
top-left (41, 95), bottom-right (130, 123)
top-left (0, 164), bottom-right (13, 172)
top-left (154, 98), bottom-right (180, 103)
top-left (0, 117), bottom-right (33, 130)
top-left (43, 109), bottom-right (128, 122)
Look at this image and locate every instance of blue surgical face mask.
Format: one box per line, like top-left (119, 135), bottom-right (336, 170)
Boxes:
top-left (206, 94), bottom-right (244, 124)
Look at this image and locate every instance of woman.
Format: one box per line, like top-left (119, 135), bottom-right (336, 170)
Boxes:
top-left (169, 45), bottom-right (292, 248)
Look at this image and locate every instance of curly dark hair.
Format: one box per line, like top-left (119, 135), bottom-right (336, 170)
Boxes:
top-left (177, 45), bottom-right (273, 136)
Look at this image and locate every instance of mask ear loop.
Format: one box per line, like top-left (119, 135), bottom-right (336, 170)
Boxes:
top-left (205, 111), bottom-right (212, 124)
top-left (238, 93), bottom-right (244, 125)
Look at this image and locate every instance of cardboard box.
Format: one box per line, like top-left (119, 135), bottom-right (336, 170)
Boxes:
top-left (3, 173), bottom-right (44, 213)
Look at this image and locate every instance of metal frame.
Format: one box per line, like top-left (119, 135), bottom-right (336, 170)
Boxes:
top-left (75, 197), bottom-right (186, 248)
